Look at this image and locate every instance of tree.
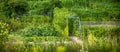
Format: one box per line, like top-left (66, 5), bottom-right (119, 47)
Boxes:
top-left (0, 0), bottom-right (28, 18)
top-left (51, 0), bottom-right (62, 8)
top-left (49, 0), bottom-right (62, 23)
top-left (38, 0), bottom-right (62, 23)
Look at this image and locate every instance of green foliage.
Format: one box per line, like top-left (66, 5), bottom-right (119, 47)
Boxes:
top-left (109, 26), bottom-right (120, 37)
top-left (40, 25), bottom-right (61, 36)
top-left (0, 21), bottom-right (9, 52)
top-left (7, 15), bottom-right (50, 32)
top-left (28, 45), bottom-right (43, 52)
top-left (8, 19), bottom-right (23, 31)
top-left (21, 27), bottom-right (42, 37)
top-left (1, 0), bottom-right (28, 18)
top-left (42, 44), bottom-right (56, 52)
top-left (21, 15), bottom-right (50, 24)
top-left (53, 8), bottom-right (73, 36)
top-left (0, 21), bottom-right (9, 40)
top-left (23, 36), bottom-right (71, 43)
top-left (87, 37), bottom-right (117, 52)
top-left (80, 26), bottom-right (120, 37)
top-left (4, 41), bottom-right (26, 52)
top-left (28, 1), bottom-right (52, 15)
top-left (56, 46), bottom-right (66, 52)
top-left (50, 0), bottom-right (62, 8)
top-left (20, 25), bottom-right (61, 36)
top-left (0, 0), bottom-right (120, 52)
top-left (65, 43), bottom-right (82, 52)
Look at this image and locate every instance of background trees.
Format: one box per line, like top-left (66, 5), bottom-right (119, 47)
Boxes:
top-left (0, 0), bottom-right (28, 18)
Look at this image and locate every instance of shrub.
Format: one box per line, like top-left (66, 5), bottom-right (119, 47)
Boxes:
top-left (87, 37), bottom-right (113, 52)
top-left (40, 25), bottom-right (61, 36)
top-left (0, 21), bottom-right (9, 41)
top-left (28, 1), bottom-right (52, 16)
top-left (0, 21), bottom-right (9, 52)
top-left (51, 0), bottom-right (62, 8)
top-left (28, 46), bottom-right (43, 52)
top-left (20, 25), bottom-right (61, 36)
top-left (43, 44), bottom-right (56, 52)
top-left (109, 26), bottom-right (120, 37)
top-left (8, 19), bottom-right (23, 32)
top-left (5, 43), bottom-right (26, 52)
top-left (21, 27), bottom-right (42, 37)
top-left (1, 0), bottom-right (28, 18)
top-left (53, 8), bottom-right (73, 36)
top-left (65, 43), bottom-right (82, 52)
top-left (21, 15), bottom-right (50, 25)
top-left (56, 46), bottom-right (66, 52)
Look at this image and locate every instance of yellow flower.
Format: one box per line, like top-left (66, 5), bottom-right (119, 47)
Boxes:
top-left (88, 33), bottom-right (97, 46)
top-left (56, 46), bottom-right (66, 52)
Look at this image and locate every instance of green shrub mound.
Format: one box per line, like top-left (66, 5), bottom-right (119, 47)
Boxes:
top-left (40, 25), bottom-right (61, 36)
top-left (21, 27), bottom-right (42, 36)
top-left (20, 25), bottom-right (61, 37)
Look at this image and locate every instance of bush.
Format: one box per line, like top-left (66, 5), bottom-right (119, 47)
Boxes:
top-left (8, 19), bottom-right (23, 32)
top-left (20, 25), bottom-right (61, 36)
top-left (28, 45), bottom-right (43, 52)
top-left (56, 46), bottom-right (66, 52)
top-left (28, 1), bottom-right (52, 16)
top-left (1, 0), bottom-right (28, 18)
top-left (5, 43), bottom-right (26, 52)
top-left (87, 37), bottom-right (114, 52)
top-left (40, 25), bottom-right (61, 36)
top-left (109, 26), bottom-right (120, 37)
top-left (53, 8), bottom-right (73, 37)
top-left (65, 43), bottom-right (82, 52)
top-left (0, 21), bottom-right (9, 41)
top-left (0, 21), bottom-right (9, 52)
top-left (43, 44), bottom-right (56, 52)
top-left (51, 0), bottom-right (62, 8)
top-left (21, 15), bottom-right (50, 24)
top-left (21, 27), bottom-right (42, 37)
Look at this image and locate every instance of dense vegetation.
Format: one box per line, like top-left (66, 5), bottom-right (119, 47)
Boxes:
top-left (0, 0), bottom-right (120, 52)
